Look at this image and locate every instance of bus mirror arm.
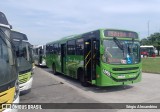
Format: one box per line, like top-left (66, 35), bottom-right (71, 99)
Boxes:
top-left (113, 37), bottom-right (124, 50)
top-left (100, 45), bottom-right (104, 54)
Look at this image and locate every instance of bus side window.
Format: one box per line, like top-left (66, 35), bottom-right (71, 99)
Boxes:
top-left (67, 40), bottom-right (76, 55)
top-left (46, 45), bottom-right (49, 54)
top-left (58, 43), bottom-right (61, 55)
top-left (76, 38), bottom-right (84, 55)
top-left (48, 45), bottom-right (52, 54)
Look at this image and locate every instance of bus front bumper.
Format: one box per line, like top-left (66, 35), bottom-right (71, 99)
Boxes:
top-left (3, 95), bottom-right (20, 112)
top-left (20, 77), bottom-right (33, 92)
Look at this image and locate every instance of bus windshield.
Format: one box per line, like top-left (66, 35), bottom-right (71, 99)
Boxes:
top-left (13, 40), bottom-right (32, 73)
top-left (103, 39), bottom-right (140, 64)
top-left (0, 28), bottom-right (17, 86)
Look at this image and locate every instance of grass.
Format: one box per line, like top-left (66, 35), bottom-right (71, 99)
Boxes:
top-left (142, 57), bottom-right (160, 74)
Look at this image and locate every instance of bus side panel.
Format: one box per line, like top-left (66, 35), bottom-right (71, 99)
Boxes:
top-left (46, 54), bottom-right (61, 72)
top-left (54, 54), bottom-right (61, 72)
top-left (66, 55), bottom-right (83, 78)
top-left (46, 54), bottom-right (52, 68)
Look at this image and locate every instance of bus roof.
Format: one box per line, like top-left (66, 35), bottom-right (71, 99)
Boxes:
top-left (46, 28), bottom-right (138, 45)
top-left (11, 30), bottom-right (28, 41)
top-left (33, 45), bottom-right (45, 49)
top-left (46, 29), bottom-right (102, 45)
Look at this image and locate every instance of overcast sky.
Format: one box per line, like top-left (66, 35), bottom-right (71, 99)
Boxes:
top-left (1, 0), bottom-right (160, 45)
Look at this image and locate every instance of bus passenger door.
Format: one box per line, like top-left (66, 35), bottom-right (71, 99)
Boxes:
top-left (61, 44), bottom-right (66, 74)
top-left (84, 38), bottom-right (97, 84)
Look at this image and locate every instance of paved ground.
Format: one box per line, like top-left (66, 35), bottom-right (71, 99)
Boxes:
top-left (19, 66), bottom-right (160, 112)
top-left (20, 67), bottom-right (116, 112)
top-left (41, 67), bottom-right (160, 103)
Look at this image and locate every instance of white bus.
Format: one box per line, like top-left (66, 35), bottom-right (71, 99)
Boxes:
top-left (140, 45), bottom-right (156, 57)
top-left (33, 45), bottom-right (46, 66)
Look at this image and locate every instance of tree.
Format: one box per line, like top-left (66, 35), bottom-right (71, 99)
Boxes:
top-left (148, 33), bottom-right (160, 55)
top-left (140, 38), bottom-right (149, 45)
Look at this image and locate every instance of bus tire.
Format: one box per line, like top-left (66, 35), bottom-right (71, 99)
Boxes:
top-left (52, 64), bottom-right (57, 75)
top-left (79, 70), bottom-right (89, 87)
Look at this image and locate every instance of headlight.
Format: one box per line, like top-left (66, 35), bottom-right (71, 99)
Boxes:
top-left (14, 80), bottom-right (19, 100)
top-left (103, 69), bottom-right (111, 77)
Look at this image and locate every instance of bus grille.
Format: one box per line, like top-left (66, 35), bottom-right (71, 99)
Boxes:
top-left (19, 77), bottom-right (28, 84)
top-left (112, 67), bottom-right (139, 71)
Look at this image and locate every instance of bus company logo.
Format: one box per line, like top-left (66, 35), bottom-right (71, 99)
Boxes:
top-left (2, 104), bottom-right (11, 109)
top-left (2, 104), bottom-right (42, 110)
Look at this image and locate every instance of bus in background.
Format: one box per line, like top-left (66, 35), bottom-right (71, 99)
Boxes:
top-left (46, 29), bottom-right (141, 87)
top-left (27, 43), bottom-right (35, 72)
top-left (0, 12), bottom-right (19, 112)
top-left (30, 45), bottom-right (36, 69)
top-left (140, 45), bottom-right (156, 57)
top-left (11, 30), bottom-right (33, 93)
top-left (33, 45), bottom-right (46, 67)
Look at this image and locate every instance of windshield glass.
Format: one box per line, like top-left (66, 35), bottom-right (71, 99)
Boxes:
top-left (0, 28), bottom-right (17, 86)
top-left (102, 39), bottom-right (140, 64)
top-left (13, 40), bottom-right (32, 73)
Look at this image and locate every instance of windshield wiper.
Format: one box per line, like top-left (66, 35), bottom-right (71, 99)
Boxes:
top-left (113, 37), bottom-right (124, 50)
top-left (128, 38), bottom-right (135, 55)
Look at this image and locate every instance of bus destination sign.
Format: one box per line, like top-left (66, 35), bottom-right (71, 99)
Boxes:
top-left (104, 30), bottom-right (138, 38)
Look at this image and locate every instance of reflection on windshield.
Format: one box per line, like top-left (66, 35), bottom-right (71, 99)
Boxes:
top-left (13, 40), bottom-right (32, 72)
top-left (0, 29), bottom-right (17, 86)
top-left (102, 39), bottom-right (140, 64)
top-left (14, 41), bottom-right (31, 62)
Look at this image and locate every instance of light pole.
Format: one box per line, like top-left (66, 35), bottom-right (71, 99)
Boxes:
top-left (147, 20), bottom-right (150, 37)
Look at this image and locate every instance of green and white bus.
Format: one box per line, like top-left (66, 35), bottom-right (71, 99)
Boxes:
top-left (30, 45), bottom-right (36, 69)
top-left (11, 30), bottom-right (33, 93)
top-left (33, 45), bottom-right (46, 66)
top-left (0, 12), bottom-right (19, 112)
top-left (46, 29), bottom-right (141, 86)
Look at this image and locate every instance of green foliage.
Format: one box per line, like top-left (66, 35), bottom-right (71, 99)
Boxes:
top-left (140, 38), bottom-right (149, 45)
